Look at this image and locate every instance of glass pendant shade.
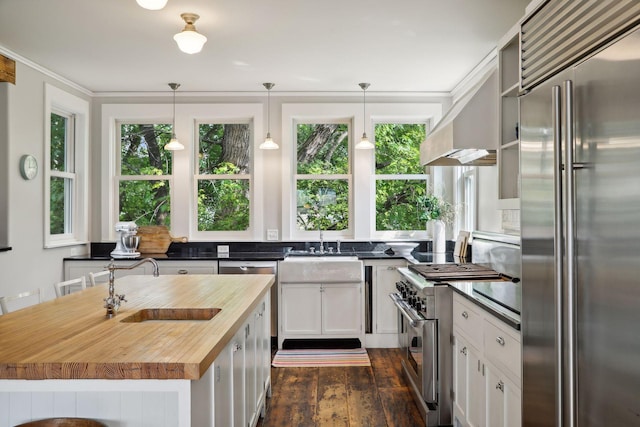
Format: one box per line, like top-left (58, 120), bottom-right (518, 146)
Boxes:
top-left (164, 83), bottom-right (184, 151)
top-left (136, 0), bottom-right (168, 10)
top-left (356, 82), bottom-right (374, 150)
top-left (174, 13), bottom-right (207, 54)
top-left (356, 132), bottom-right (374, 149)
top-left (260, 82), bottom-right (279, 150)
top-left (259, 133), bottom-right (279, 150)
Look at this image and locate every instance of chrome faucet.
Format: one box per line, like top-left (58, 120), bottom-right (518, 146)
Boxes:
top-left (104, 257), bottom-right (159, 318)
top-left (318, 227), bottom-right (325, 254)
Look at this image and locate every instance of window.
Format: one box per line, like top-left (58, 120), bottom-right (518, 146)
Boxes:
top-left (117, 123), bottom-right (172, 226)
top-left (374, 123), bottom-right (429, 236)
top-left (44, 84), bottom-right (89, 248)
top-left (295, 122), bottom-right (351, 233)
top-left (196, 122), bottom-right (252, 232)
top-left (455, 166), bottom-right (477, 233)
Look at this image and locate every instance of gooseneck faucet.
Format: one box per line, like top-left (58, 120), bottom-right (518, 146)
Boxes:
top-left (104, 257), bottom-right (160, 318)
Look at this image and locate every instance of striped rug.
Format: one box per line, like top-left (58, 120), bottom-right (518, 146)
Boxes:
top-left (272, 348), bottom-right (371, 368)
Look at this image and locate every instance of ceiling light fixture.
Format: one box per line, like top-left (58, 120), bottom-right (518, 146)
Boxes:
top-left (136, 0), bottom-right (168, 10)
top-left (173, 13), bottom-right (207, 54)
top-left (164, 83), bottom-right (184, 151)
top-left (355, 82), bottom-right (374, 149)
top-left (259, 82), bottom-right (279, 150)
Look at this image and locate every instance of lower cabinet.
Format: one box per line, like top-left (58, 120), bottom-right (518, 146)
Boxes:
top-left (452, 293), bottom-right (521, 427)
top-left (194, 293), bottom-right (271, 427)
top-left (279, 282), bottom-right (363, 347)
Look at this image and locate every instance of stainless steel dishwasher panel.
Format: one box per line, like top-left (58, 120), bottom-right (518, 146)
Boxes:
top-left (218, 260), bottom-right (278, 338)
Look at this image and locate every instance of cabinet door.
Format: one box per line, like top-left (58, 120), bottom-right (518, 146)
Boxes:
top-left (485, 361), bottom-right (521, 427)
top-left (453, 334), bottom-right (469, 424)
top-left (467, 346), bottom-right (486, 427)
top-left (244, 317), bottom-right (257, 427)
top-left (281, 284), bottom-right (322, 335)
top-left (232, 328), bottom-right (245, 427)
top-left (321, 283), bottom-right (362, 335)
top-left (214, 344), bottom-right (233, 427)
top-left (374, 265), bottom-right (401, 334)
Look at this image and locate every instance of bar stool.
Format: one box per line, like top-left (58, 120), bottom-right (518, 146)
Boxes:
top-left (15, 418), bottom-right (107, 426)
top-left (88, 270), bottom-right (110, 287)
top-left (53, 277), bottom-right (87, 297)
top-left (0, 288), bottom-right (41, 314)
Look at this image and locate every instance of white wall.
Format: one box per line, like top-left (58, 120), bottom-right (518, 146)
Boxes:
top-left (0, 63), bottom-right (91, 304)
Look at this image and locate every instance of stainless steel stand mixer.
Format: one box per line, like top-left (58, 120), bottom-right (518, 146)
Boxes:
top-left (110, 221), bottom-right (140, 259)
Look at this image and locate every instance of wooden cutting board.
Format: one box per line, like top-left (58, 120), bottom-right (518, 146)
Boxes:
top-left (454, 231), bottom-right (470, 258)
top-left (137, 225), bottom-right (187, 253)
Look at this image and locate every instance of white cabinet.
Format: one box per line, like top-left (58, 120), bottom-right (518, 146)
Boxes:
top-left (157, 260), bottom-right (217, 275)
top-left (498, 22), bottom-right (521, 210)
top-left (279, 282), bottom-right (363, 348)
top-left (65, 260), bottom-right (218, 282)
top-left (452, 293), bottom-right (521, 427)
top-left (202, 292), bottom-right (271, 427)
top-left (364, 259), bottom-right (406, 348)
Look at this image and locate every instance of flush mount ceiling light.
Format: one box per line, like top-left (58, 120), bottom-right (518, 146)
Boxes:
top-left (259, 82), bottom-right (279, 150)
top-left (355, 82), bottom-right (374, 149)
top-left (173, 13), bottom-right (207, 54)
top-left (136, 0), bottom-right (168, 10)
top-left (164, 83), bottom-right (185, 151)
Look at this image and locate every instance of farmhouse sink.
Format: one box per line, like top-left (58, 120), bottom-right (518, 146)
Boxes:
top-left (280, 256), bottom-right (363, 283)
top-left (120, 307), bottom-right (221, 323)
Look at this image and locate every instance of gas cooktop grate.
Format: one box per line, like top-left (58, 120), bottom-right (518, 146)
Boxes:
top-left (408, 263), bottom-right (503, 281)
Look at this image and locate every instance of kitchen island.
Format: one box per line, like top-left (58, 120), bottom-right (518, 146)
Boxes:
top-left (0, 274), bottom-right (274, 427)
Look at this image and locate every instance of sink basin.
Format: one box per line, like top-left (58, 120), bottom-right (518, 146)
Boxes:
top-left (280, 256), bottom-right (363, 283)
top-left (120, 308), bottom-right (221, 323)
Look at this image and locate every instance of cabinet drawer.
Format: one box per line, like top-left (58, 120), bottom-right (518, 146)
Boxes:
top-left (453, 296), bottom-right (483, 349)
top-left (483, 318), bottom-right (521, 380)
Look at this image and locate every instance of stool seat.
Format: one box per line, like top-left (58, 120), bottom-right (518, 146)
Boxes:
top-left (15, 418), bottom-right (107, 427)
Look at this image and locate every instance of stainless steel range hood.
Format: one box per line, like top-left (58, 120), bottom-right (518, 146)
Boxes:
top-left (420, 69), bottom-right (498, 166)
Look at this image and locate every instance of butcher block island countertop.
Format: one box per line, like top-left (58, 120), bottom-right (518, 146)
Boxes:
top-left (0, 274), bottom-right (274, 380)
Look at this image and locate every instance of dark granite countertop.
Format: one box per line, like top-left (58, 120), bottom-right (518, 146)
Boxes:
top-left (448, 281), bottom-right (521, 330)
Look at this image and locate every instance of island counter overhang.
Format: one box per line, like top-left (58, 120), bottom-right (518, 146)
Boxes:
top-left (0, 274), bottom-right (274, 380)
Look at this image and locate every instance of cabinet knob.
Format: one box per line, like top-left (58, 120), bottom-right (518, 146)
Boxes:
top-left (460, 346), bottom-right (468, 355)
top-left (178, 269), bottom-right (188, 275)
top-left (496, 380), bottom-right (504, 392)
top-left (496, 336), bottom-right (506, 346)
top-left (461, 311), bottom-right (469, 319)
top-left (233, 343), bottom-right (242, 352)
top-left (387, 266), bottom-right (397, 270)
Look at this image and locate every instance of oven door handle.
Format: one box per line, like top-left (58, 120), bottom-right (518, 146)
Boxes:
top-left (389, 293), bottom-right (425, 327)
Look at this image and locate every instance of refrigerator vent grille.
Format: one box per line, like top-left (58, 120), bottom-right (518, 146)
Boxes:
top-left (521, 0), bottom-right (640, 90)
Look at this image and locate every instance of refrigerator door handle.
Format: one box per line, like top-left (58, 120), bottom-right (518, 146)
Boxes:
top-left (563, 79), bottom-right (577, 427)
top-left (552, 84), bottom-right (565, 427)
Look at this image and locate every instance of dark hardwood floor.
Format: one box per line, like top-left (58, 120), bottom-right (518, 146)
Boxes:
top-left (257, 348), bottom-right (423, 427)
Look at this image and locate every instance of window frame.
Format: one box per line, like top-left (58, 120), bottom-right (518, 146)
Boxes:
top-left (101, 103), bottom-right (264, 241)
top-left (44, 84), bottom-right (89, 248)
top-left (371, 120), bottom-right (432, 240)
top-left (282, 104), bottom-right (356, 241)
top-left (454, 166), bottom-right (477, 234)
top-left (192, 118), bottom-right (255, 240)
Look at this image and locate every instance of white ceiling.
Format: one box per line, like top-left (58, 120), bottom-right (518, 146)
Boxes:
top-left (0, 0), bottom-right (529, 94)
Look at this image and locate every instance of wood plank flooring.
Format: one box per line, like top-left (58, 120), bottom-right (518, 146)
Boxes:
top-left (257, 348), bottom-right (423, 427)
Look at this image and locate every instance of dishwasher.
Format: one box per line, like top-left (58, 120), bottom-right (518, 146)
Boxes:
top-left (218, 260), bottom-right (278, 342)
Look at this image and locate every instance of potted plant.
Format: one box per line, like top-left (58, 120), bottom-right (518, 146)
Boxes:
top-left (417, 194), bottom-right (455, 253)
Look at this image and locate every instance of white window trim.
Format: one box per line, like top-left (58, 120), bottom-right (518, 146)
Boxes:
top-left (454, 166), bottom-right (478, 235)
top-left (370, 120), bottom-right (432, 241)
top-left (281, 105), bottom-right (356, 241)
top-left (44, 84), bottom-right (89, 248)
top-left (101, 103), bottom-right (263, 241)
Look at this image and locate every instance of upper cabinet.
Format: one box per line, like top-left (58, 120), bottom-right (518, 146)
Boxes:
top-left (498, 23), bottom-right (521, 209)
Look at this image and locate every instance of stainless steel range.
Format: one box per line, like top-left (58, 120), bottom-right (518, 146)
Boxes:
top-left (390, 231), bottom-right (520, 427)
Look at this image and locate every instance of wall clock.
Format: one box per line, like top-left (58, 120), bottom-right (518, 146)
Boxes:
top-left (19, 154), bottom-right (38, 180)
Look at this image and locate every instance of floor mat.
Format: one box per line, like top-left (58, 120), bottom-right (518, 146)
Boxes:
top-left (271, 348), bottom-right (371, 367)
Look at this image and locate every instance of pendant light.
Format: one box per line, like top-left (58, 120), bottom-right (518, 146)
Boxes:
top-left (355, 83), bottom-right (374, 149)
top-left (164, 83), bottom-right (184, 151)
top-left (136, 0), bottom-right (168, 10)
top-left (259, 82), bottom-right (279, 150)
top-left (174, 13), bottom-right (207, 54)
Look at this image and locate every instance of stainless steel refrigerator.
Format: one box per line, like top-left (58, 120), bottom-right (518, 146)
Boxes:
top-left (520, 24), bottom-right (640, 427)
